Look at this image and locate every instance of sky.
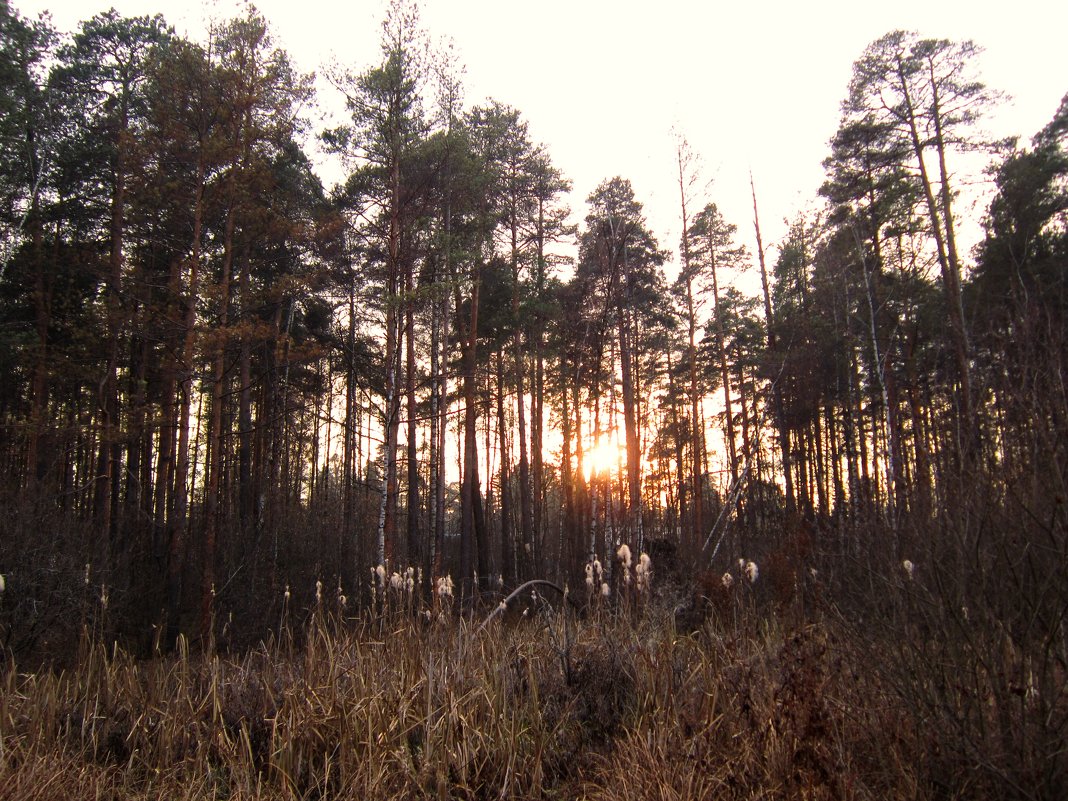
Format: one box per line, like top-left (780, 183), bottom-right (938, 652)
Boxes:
top-left (14, 0), bottom-right (1068, 273)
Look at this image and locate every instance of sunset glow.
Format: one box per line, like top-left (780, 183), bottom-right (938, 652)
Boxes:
top-left (584, 436), bottom-right (624, 481)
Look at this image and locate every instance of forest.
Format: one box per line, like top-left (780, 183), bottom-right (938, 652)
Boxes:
top-left (0, 1), bottom-right (1066, 798)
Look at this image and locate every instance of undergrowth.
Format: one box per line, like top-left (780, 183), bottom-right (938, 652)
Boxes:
top-left (0, 593), bottom-right (1061, 800)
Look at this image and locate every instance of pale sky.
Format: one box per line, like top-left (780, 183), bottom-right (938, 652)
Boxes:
top-left (15, 0), bottom-right (1068, 272)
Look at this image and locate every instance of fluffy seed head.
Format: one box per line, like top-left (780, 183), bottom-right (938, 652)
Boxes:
top-left (617, 543), bottom-right (632, 567)
top-left (435, 575), bottom-right (454, 598)
top-left (745, 561), bottom-right (759, 584)
top-left (902, 559), bottom-right (915, 580)
top-left (721, 572), bottom-right (734, 589)
top-left (635, 553), bottom-right (653, 592)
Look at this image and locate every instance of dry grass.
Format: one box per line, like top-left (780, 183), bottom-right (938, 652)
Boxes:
top-left (0, 594), bottom-right (1054, 800)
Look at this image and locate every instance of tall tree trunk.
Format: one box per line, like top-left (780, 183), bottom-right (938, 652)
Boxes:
top-left (497, 352), bottom-right (515, 587)
top-left (343, 282), bottom-right (357, 560)
top-left (560, 379), bottom-right (575, 574)
top-left (897, 57), bottom-right (973, 453)
top-left (683, 277), bottom-right (704, 553)
top-left (665, 348), bottom-right (688, 550)
top-left (238, 254), bottom-right (254, 527)
top-left (532, 333), bottom-right (545, 568)
top-left (617, 307), bottom-right (643, 546)
top-left (751, 173), bottom-right (796, 517)
top-left (459, 274), bottom-right (482, 601)
top-left (406, 281), bottom-right (420, 568)
top-left (376, 306), bottom-right (401, 568)
top-left (428, 286), bottom-right (448, 582)
top-left (166, 151), bottom-right (206, 645)
top-left (125, 323), bottom-right (150, 521)
top-left (708, 247), bottom-right (739, 483)
top-left (202, 196), bottom-right (236, 637)
top-left (27, 190), bottom-right (49, 486)
top-left (376, 149), bottom-right (404, 568)
top-left (676, 146), bottom-right (703, 549)
top-left (509, 211), bottom-right (534, 581)
top-left (95, 104), bottom-right (130, 549)
top-left (515, 346), bottom-right (533, 579)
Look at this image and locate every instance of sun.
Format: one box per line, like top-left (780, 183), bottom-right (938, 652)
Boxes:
top-left (585, 436), bottom-right (622, 480)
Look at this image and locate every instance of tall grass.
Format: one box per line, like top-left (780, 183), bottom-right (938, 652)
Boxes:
top-left (0, 574), bottom-right (1063, 800)
top-left (0, 601), bottom-right (899, 801)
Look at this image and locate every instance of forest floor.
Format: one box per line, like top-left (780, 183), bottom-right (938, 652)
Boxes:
top-left (0, 588), bottom-right (1054, 800)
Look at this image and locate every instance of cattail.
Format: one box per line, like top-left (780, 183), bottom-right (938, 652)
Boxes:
top-left (390, 572), bottom-right (403, 591)
top-left (617, 543), bottom-right (632, 568)
top-left (284, 584), bottom-right (290, 603)
top-left (0, 573), bottom-right (5, 594)
top-left (745, 560), bottom-right (759, 584)
top-left (315, 580), bottom-right (322, 604)
top-left (84, 563), bottom-right (91, 586)
top-left (100, 584), bottom-right (109, 609)
top-left (585, 562), bottom-right (595, 590)
top-left (601, 582), bottom-right (610, 597)
top-left (721, 572), bottom-right (734, 589)
top-left (435, 575), bottom-right (454, 599)
top-left (405, 566), bottom-right (415, 593)
top-left (635, 552), bottom-right (653, 593)
top-left (902, 559), bottom-right (915, 580)
top-left (375, 564), bottom-right (386, 586)
top-left (593, 559), bottom-right (602, 581)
